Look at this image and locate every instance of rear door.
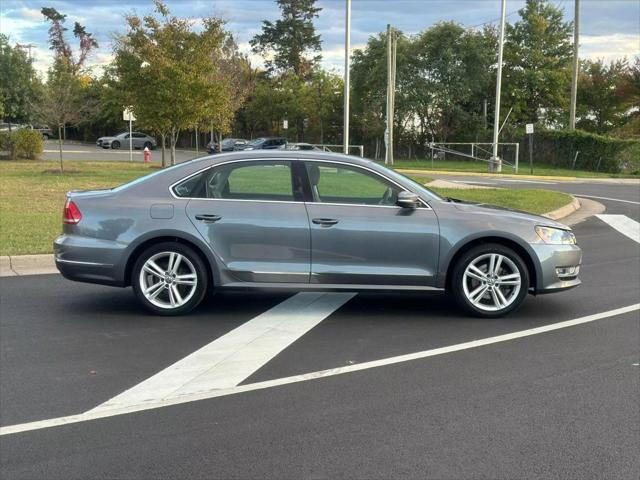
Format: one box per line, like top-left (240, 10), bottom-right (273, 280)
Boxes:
top-left (182, 159), bottom-right (310, 283)
top-left (302, 161), bottom-right (440, 286)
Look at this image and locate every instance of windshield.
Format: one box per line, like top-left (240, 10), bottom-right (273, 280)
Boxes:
top-left (248, 137), bottom-right (266, 146)
top-left (221, 139), bottom-right (235, 146)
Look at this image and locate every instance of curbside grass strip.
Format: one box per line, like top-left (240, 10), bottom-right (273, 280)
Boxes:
top-left (0, 196), bottom-right (585, 278)
top-left (397, 168), bottom-right (578, 182)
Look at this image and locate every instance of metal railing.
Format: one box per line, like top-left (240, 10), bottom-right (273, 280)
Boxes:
top-left (427, 142), bottom-right (520, 173)
top-left (312, 144), bottom-right (365, 158)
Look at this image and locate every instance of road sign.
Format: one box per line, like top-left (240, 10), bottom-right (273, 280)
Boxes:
top-left (283, 119), bottom-right (288, 130)
top-left (525, 123), bottom-right (534, 134)
top-left (123, 108), bottom-right (136, 122)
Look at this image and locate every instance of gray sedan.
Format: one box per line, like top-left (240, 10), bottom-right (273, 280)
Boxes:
top-left (54, 151), bottom-right (581, 317)
top-left (97, 132), bottom-right (156, 150)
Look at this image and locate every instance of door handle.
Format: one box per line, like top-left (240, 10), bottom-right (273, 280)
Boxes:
top-left (312, 218), bottom-right (339, 226)
top-left (195, 214), bottom-right (222, 223)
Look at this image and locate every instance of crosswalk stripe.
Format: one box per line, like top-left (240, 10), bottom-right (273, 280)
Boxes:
top-left (87, 292), bottom-right (355, 413)
top-left (596, 214), bottom-right (640, 244)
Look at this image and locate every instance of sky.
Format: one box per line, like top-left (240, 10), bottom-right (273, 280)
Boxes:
top-left (1, 0), bottom-right (638, 77)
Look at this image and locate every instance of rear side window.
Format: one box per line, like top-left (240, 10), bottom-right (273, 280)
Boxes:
top-left (173, 161), bottom-right (295, 201)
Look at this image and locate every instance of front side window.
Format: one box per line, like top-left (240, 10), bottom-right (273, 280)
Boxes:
top-left (305, 162), bottom-right (401, 206)
top-left (173, 161), bottom-right (295, 201)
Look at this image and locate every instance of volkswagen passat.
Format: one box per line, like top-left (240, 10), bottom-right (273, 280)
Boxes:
top-left (54, 151), bottom-right (581, 317)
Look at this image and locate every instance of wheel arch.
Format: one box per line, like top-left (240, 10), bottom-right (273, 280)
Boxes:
top-left (442, 235), bottom-right (540, 292)
top-left (122, 231), bottom-right (218, 288)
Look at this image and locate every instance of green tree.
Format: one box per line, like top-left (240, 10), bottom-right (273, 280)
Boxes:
top-left (0, 34), bottom-right (39, 126)
top-left (250, 0), bottom-right (322, 77)
top-left (576, 59), bottom-right (631, 134)
top-left (37, 7), bottom-right (98, 171)
top-left (503, 0), bottom-right (573, 126)
top-left (113, 1), bottom-right (232, 165)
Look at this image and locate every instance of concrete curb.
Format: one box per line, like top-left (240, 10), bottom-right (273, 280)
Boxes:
top-left (542, 196), bottom-right (582, 221)
top-left (0, 254), bottom-right (57, 277)
top-left (398, 168), bottom-right (577, 181)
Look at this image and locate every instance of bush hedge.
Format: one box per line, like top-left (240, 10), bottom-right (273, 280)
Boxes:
top-left (0, 129), bottom-right (44, 160)
top-left (513, 129), bottom-right (640, 174)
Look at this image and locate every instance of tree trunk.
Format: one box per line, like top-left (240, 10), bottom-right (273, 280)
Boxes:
top-left (170, 127), bottom-right (176, 166)
top-left (319, 117), bottom-right (324, 145)
top-left (217, 131), bottom-right (222, 153)
top-left (160, 133), bottom-right (167, 168)
top-left (57, 125), bottom-right (64, 173)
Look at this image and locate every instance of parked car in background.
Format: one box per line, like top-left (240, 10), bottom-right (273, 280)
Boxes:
top-left (286, 142), bottom-right (320, 151)
top-left (237, 137), bottom-right (287, 151)
top-left (97, 132), bottom-right (157, 150)
top-left (206, 138), bottom-right (247, 154)
top-left (29, 125), bottom-right (53, 140)
top-left (54, 151), bottom-right (581, 317)
top-left (0, 123), bottom-right (25, 131)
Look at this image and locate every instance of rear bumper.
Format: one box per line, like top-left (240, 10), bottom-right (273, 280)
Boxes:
top-left (54, 234), bottom-right (126, 286)
top-left (531, 243), bottom-right (582, 293)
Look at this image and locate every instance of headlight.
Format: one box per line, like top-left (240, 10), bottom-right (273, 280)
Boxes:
top-left (535, 226), bottom-right (576, 245)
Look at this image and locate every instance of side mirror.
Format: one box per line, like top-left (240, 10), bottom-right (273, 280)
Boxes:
top-left (397, 191), bottom-right (420, 209)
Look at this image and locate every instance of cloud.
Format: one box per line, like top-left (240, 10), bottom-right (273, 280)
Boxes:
top-left (580, 34), bottom-right (640, 63)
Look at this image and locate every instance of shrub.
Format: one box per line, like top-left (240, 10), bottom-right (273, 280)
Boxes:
top-left (10, 129), bottom-right (44, 160)
top-left (511, 129), bottom-right (640, 174)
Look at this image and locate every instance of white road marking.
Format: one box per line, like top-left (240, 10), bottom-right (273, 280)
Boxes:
top-left (451, 180), bottom-right (498, 186)
top-left (1, 302), bottom-right (638, 436)
top-left (88, 292), bottom-right (354, 413)
top-left (596, 215), bottom-right (640, 244)
top-left (498, 179), bottom-right (558, 185)
top-left (576, 194), bottom-right (640, 205)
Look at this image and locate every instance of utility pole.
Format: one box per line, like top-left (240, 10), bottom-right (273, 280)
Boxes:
top-left (490, 0), bottom-right (507, 173)
top-left (569, 0), bottom-right (580, 130)
top-left (483, 98), bottom-right (488, 131)
top-left (385, 25), bottom-right (396, 165)
top-left (343, 0), bottom-right (351, 154)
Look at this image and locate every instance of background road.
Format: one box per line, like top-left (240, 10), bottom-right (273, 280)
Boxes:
top-left (1, 172), bottom-right (638, 479)
top-left (43, 141), bottom-right (204, 163)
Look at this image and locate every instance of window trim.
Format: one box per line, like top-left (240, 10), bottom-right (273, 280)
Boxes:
top-left (170, 158), bottom-right (301, 203)
top-left (169, 157), bottom-right (431, 209)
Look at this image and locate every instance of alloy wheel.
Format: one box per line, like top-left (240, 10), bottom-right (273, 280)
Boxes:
top-left (139, 251), bottom-right (198, 309)
top-left (462, 253), bottom-right (522, 312)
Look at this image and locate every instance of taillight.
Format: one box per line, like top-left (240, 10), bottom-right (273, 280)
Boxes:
top-left (63, 199), bottom-right (82, 224)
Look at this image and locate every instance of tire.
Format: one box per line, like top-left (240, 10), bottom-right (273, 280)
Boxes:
top-left (111, 140), bottom-right (121, 149)
top-left (451, 243), bottom-right (529, 318)
top-left (143, 141), bottom-right (152, 149)
top-left (42, 134), bottom-right (49, 140)
top-left (132, 242), bottom-right (208, 316)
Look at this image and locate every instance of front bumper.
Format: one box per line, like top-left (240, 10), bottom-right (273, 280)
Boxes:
top-left (531, 243), bottom-right (582, 293)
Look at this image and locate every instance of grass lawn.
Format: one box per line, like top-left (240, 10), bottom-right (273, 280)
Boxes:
top-left (0, 160), bottom-right (159, 256)
top-left (429, 188), bottom-right (572, 216)
top-left (388, 159), bottom-right (638, 178)
top-left (0, 159), bottom-right (572, 256)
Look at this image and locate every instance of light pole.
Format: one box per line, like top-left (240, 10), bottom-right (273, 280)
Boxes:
top-left (490, 0), bottom-right (507, 173)
top-left (569, 0), bottom-right (580, 130)
top-left (343, 0), bottom-right (351, 154)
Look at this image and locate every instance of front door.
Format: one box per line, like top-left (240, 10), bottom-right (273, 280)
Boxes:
top-left (302, 161), bottom-right (439, 286)
top-left (184, 160), bottom-right (310, 283)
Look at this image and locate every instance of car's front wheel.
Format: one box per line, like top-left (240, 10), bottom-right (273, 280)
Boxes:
top-left (452, 243), bottom-right (529, 318)
top-left (111, 140), bottom-right (121, 149)
top-left (132, 243), bottom-right (208, 315)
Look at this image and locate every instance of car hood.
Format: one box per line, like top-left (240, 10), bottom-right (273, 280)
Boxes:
top-left (449, 199), bottom-right (571, 230)
top-left (98, 136), bottom-right (116, 141)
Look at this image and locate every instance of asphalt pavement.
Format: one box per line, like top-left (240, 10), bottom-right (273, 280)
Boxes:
top-left (43, 141), bottom-right (203, 163)
top-left (1, 175), bottom-right (639, 479)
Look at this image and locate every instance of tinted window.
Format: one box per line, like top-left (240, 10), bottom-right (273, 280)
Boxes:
top-left (305, 162), bottom-right (401, 206)
top-left (133, 133), bottom-right (146, 138)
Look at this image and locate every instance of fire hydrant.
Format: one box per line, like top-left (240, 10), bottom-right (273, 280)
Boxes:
top-left (143, 146), bottom-right (151, 163)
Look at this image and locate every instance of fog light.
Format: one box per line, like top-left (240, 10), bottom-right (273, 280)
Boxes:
top-left (556, 266), bottom-right (580, 279)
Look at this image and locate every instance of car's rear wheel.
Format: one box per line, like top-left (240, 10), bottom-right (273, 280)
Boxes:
top-left (452, 244), bottom-right (529, 318)
top-left (132, 243), bottom-right (208, 315)
top-left (111, 140), bottom-right (121, 149)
